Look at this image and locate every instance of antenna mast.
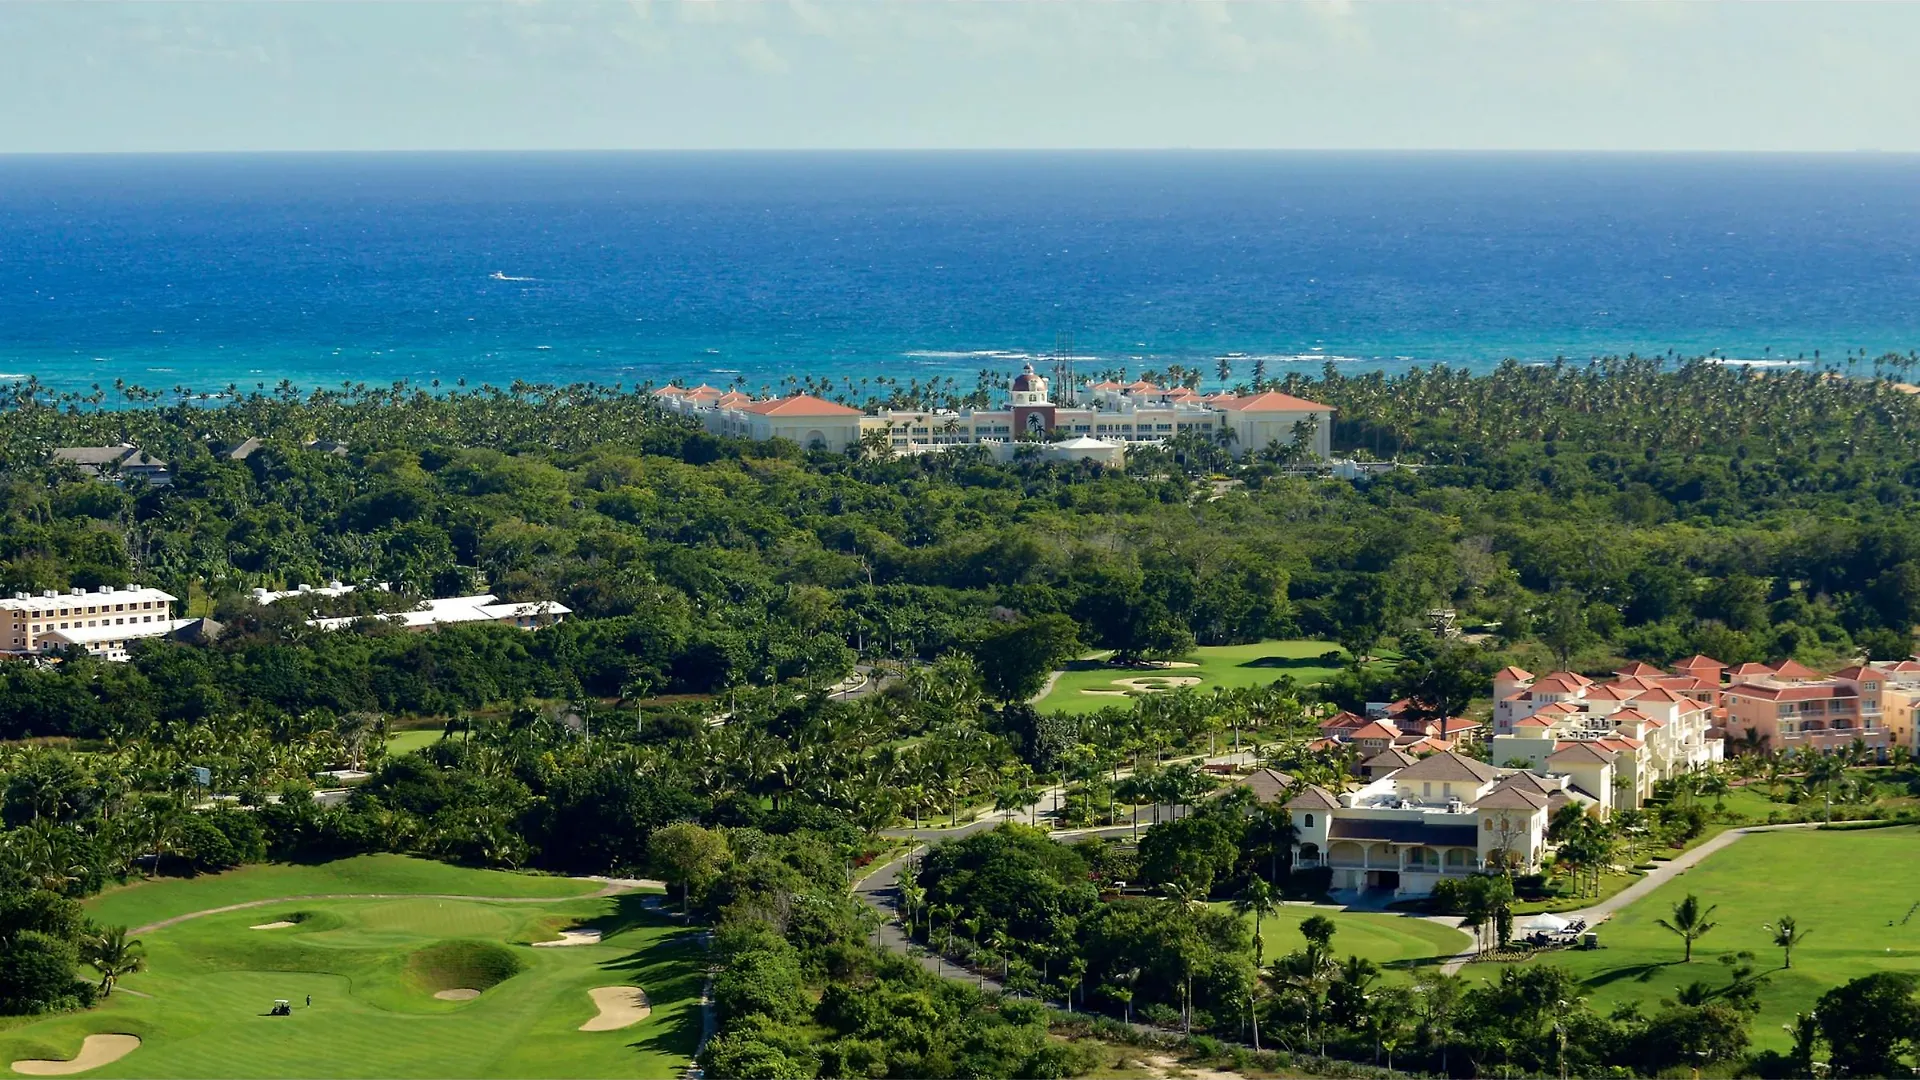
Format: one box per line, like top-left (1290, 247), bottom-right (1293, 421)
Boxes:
top-left (1051, 331), bottom-right (1077, 406)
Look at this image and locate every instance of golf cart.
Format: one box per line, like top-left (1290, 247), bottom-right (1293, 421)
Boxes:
top-left (270, 999), bottom-right (292, 1016)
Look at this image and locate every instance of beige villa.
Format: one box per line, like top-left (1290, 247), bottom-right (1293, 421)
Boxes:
top-left (1286, 751), bottom-right (1584, 898)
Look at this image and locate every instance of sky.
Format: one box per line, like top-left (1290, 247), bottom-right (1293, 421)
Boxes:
top-left (3, 2), bottom-right (1917, 153)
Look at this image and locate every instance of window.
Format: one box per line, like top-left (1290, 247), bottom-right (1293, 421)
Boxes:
top-left (1303, 814), bottom-right (1314, 827)
top-left (1483, 819), bottom-right (1493, 831)
top-left (1423, 782), bottom-right (1431, 797)
top-left (1443, 783), bottom-right (1453, 797)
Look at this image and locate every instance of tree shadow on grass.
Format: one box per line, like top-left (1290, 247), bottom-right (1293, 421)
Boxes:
top-left (595, 928), bottom-right (707, 1060)
top-left (1238, 655), bottom-right (1339, 672)
top-left (1583, 960), bottom-right (1682, 988)
top-left (568, 892), bottom-right (678, 940)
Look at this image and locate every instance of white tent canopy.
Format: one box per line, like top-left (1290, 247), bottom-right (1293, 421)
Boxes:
top-left (1518, 912), bottom-right (1571, 933)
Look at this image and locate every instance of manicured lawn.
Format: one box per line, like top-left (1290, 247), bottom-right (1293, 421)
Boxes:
top-left (385, 728), bottom-right (446, 757)
top-left (1222, 902), bottom-right (1469, 976)
top-left (87, 854), bottom-right (600, 931)
top-left (3, 858), bottom-right (692, 1078)
top-left (1036, 640), bottom-right (1370, 715)
top-left (1484, 825), bottom-right (1920, 1053)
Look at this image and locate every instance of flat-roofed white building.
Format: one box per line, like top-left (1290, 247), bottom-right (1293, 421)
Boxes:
top-left (307, 594), bottom-right (570, 633)
top-left (37, 618), bottom-right (199, 662)
top-left (1, 584), bottom-right (179, 655)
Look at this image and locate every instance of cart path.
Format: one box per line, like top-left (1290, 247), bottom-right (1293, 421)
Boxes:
top-left (1439, 822), bottom-right (1820, 974)
top-left (129, 876), bottom-right (665, 935)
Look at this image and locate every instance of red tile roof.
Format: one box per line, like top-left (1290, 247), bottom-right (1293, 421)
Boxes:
top-left (1724, 684), bottom-right (1858, 702)
top-left (1828, 665), bottom-right (1891, 682)
top-left (1209, 390), bottom-right (1333, 413)
top-left (1584, 685), bottom-right (1640, 701)
top-left (1320, 710), bottom-right (1369, 731)
top-left (1674, 654), bottom-right (1725, 671)
top-left (1493, 666), bottom-right (1534, 681)
top-left (1615, 662), bottom-right (1667, 677)
top-left (1771, 659), bottom-right (1822, 679)
top-left (1595, 736), bottom-right (1645, 751)
top-left (1728, 662), bottom-right (1775, 678)
top-left (1348, 721), bottom-right (1402, 741)
top-left (1631, 686), bottom-right (1685, 703)
top-left (739, 394), bottom-right (864, 417)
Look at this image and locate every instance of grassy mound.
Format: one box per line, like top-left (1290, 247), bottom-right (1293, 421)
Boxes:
top-left (404, 940), bottom-right (524, 995)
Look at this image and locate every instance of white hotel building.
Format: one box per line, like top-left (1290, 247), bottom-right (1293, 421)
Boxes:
top-left (653, 364), bottom-right (1335, 463)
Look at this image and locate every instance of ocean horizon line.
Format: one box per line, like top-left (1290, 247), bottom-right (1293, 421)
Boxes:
top-left (5, 147), bottom-right (1920, 160)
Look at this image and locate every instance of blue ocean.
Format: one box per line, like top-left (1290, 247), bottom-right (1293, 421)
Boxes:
top-left (1, 152), bottom-right (1917, 397)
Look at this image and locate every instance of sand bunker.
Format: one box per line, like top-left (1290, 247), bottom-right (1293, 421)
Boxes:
top-left (533, 929), bottom-right (603, 948)
top-left (433, 988), bottom-right (481, 1001)
top-left (578, 986), bottom-right (651, 1031)
top-left (1110, 676), bottom-right (1202, 692)
top-left (1079, 688), bottom-right (1128, 696)
top-left (12, 1034), bottom-right (142, 1076)
top-left (249, 921), bottom-right (297, 930)
top-left (1145, 661), bottom-right (1200, 669)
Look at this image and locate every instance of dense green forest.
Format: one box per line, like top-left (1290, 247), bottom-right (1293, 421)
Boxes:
top-left (4, 357), bottom-right (1920, 1077)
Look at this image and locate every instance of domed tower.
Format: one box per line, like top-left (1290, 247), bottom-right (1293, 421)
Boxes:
top-left (1009, 362), bottom-right (1051, 406)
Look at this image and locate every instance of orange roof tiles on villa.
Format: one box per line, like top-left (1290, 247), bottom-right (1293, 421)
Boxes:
top-left (1493, 665), bottom-right (1534, 681)
top-left (1828, 665), bottom-right (1892, 681)
top-left (1614, 661), bottom-right (1667, 677)
top-left (1210, 389), bottom-right (1335, 412)
top-left (1630, 686), bottom-right (1689, 704)
top-left (739, 394), bottom-right (864, 417)
top-left (1583, 684), bottom-right (1640, 701)
top-left (1674, 654), bottom-right (1726, 670)
top-left (1770, 658), bottom-right (1822, 679)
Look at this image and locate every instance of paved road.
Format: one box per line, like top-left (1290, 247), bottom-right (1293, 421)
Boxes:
top-left (1561, 821), bottom-right (1819, 924)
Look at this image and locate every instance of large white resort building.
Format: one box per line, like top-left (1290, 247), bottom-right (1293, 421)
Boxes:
top-left (652, 364), bottom-right (1336, 464)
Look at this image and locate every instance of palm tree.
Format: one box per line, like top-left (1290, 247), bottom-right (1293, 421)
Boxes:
top-left (1233, 877), bottom-right (1278, 969)
top-left (1766, 915), bottom-right (1809, 969)
top-left (896, 877), bottom-right (926, 939)
top-left (83, 926), bottom-right (145, 995)
top-left (1656, 893), bottom-right (1719, 962)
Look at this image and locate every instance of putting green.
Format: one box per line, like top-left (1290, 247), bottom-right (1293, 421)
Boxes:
top-left (0, 858), bottom-right (693, 1078)
top-left (1035, 639), bottom-right (1368, 715)
top-left (1487, 825), bottom-right (1920, 1052)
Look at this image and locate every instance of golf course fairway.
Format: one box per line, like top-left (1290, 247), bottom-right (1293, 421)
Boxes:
top-left (0, 856), bottom-right (700, 1078)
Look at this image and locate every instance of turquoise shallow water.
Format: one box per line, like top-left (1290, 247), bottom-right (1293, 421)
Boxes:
top-left (1, 151), bottom-right (1916, 397)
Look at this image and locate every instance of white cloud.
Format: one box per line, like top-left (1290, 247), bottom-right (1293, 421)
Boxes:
top-left (735, 35), bottom-right (790, 75)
